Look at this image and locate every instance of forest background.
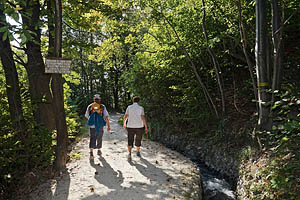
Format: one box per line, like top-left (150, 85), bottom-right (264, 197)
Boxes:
top-left (0, 0), bottom-right (299, 199)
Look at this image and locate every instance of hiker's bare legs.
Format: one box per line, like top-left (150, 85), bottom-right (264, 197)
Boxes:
top-left (128, 146), bottom-right (132, 159)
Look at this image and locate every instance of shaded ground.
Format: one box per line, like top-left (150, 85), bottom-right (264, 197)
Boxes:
top-left (29, 113), bottom-right (202, 200)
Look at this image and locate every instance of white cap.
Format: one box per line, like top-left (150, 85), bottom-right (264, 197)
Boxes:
top-left (94, 94), bottom-right (101, 99)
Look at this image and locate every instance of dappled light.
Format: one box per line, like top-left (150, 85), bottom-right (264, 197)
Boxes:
top-left (0, 0), bottom-right (299, 199)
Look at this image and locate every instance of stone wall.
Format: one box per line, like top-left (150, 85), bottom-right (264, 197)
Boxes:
top-left (152, 130), bottom-right (240, 188)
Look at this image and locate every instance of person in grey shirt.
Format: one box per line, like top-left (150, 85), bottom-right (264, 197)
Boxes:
top-left (85, 94), bottom-right (110, 159)
top-left (123, 96), bottom-right (148, 160)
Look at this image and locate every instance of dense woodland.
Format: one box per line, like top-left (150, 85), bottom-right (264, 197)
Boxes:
top-left (0, 0), bottom-right (299, 199)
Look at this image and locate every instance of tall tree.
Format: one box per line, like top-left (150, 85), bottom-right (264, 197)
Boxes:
top-left (51, 0), bottom-right (68, 171)
top-left (201, 0), bottom-right (226, 116)
top-left (0, 5), bottom-right (26, 133)
top-left (19, 0), bottom-right (56, 130)
top-left (237, 0), bottom-right (258, 110)
top-left (255, 0), bottom-right (271, 130)
top-left (271, 0), bottom-right (283, 91)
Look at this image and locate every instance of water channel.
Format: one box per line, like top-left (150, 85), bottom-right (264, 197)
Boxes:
top-left (197, 161), bottom-right (236, 200)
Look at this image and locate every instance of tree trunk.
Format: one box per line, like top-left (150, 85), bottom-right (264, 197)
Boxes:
top-left (201, 0), bottom-right (226, 116)
top-left (237, 0), bottom-right (258, 110)
top-left (271, 0), bottom-right (283, 91)
top-left (20, 0), bottom-right (56, 130)
top-left (114, 69), bottom-right (119, 110)
top-left (0, 9), bottom-right (26, 133)
top-left (255, 0), bottom-right (272, 130)
top-left (155, 6), bottom-right (219, 118)
top-left (52, 0), bottom-right (69, 172)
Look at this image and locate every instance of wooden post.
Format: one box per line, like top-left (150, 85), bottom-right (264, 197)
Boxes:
top-left (53, 0), bottom-right (68, 172)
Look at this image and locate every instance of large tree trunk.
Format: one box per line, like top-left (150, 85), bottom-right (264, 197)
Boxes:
top-left (20, 0), bottom-right (56, 130)
top-left (255, 0), bottom-right (272, 130)
top-left (0, 8), bottom-right (26, 133)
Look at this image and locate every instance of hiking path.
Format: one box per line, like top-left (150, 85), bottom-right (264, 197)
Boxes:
top-left (29, 113), bottom-right (201, 200)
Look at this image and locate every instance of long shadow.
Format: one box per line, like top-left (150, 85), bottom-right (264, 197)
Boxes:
top-left (82, 156), bottom-right (177, 200)
top-left (89, 157), bottom-right (124, 190)
top-left (132, 157), bottom-right (171, 184)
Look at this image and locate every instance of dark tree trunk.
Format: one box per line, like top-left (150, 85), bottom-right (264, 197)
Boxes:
top-left (0, 9), bottom-right (26, 133)
top-left (237, 0), bottom-right (258, 111)
top-left (20, 0), bottom-right (55, 130)
top-left (271, 0), bottom-right (283, 91)
top-left (51, 0), bottom-right (68, 171)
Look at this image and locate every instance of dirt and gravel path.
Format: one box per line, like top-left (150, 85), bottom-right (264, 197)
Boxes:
top-left (29, 113), bottom-right (202, 200)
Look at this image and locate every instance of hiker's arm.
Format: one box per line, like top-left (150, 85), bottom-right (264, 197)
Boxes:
top-left (105, 116), bottom-right (111, 132)
top-left (84, 105), bottom-right (90, 119)
top-left (141, 115), bottom-right (148, 134)
top-left (123, 114), bottom-right (128, 129)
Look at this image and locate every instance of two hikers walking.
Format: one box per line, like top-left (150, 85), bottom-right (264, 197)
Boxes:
top-left (85, 94), bottom-right (148, 160)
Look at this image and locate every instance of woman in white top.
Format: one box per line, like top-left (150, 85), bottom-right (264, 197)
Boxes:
top-left (123, 96), bottom-right (148, 160)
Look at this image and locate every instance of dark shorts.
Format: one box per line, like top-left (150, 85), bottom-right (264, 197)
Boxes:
top-left (89, 127), bottom-right (104, 149)
top-left (127, 128), bottom-right (143, 147)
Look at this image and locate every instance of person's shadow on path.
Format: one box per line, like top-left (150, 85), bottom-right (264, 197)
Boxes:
top-left (86, 156), bottom-right (176, 200)
top-left (131, 156), bottom-right (173, 184)
top-left (89, 157), bottom-right (124, 190)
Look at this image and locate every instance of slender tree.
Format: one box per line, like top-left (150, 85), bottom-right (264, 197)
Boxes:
top-left (0, 6), bottom-right (26, 133)
top-left (51, 0), bottom-right (68, 171)
top-left (271, 0), bottom-right (284, 94)
top-left (237, 0), bottom-right (258, 110)
top-left (201, 0), bottom-right (226, 116)
top-left (255, 0), bottom-right (271, 130)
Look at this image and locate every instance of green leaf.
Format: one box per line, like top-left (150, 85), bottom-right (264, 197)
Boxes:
top-left (2, 31), bottom-right (8, 41)
top-left (20, 33), bottom-right (28, 45)
top-left (11, 12), bottom-right (20, 22)
top-left (8, 32), bottom-right (14, 41)
top-left (0, 26), bottom-right (8, 32)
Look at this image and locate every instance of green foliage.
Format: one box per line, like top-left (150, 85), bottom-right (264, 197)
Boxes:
top-left (1, 0), bottom-right (299, 199)
top-left (0, 122), bottom-right (54, 200)
top-left (251, 90), bottom-right (300, 199)
top-left (0, 63), bottom-right (82, 199)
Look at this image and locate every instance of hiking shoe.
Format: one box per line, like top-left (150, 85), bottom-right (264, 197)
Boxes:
top-left (97, 149), bottom-right (102, 156)
top-left (136, 151), bottom-right (141, 157)
top-left (90, 152), bottom-right (94, 160)
top-left (128, 153), bottom-right (132, 160)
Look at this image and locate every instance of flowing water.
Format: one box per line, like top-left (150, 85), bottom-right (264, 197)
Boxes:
top-left (197, 162), bottom-right (236, 200)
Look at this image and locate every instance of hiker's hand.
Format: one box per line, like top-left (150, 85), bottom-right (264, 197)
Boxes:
top-left (145, 127), bottom-right (148, 134)
top-left (107, 126), bottom-right (111, 132)
top-left (123, 125), bottom-right (126, 129)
